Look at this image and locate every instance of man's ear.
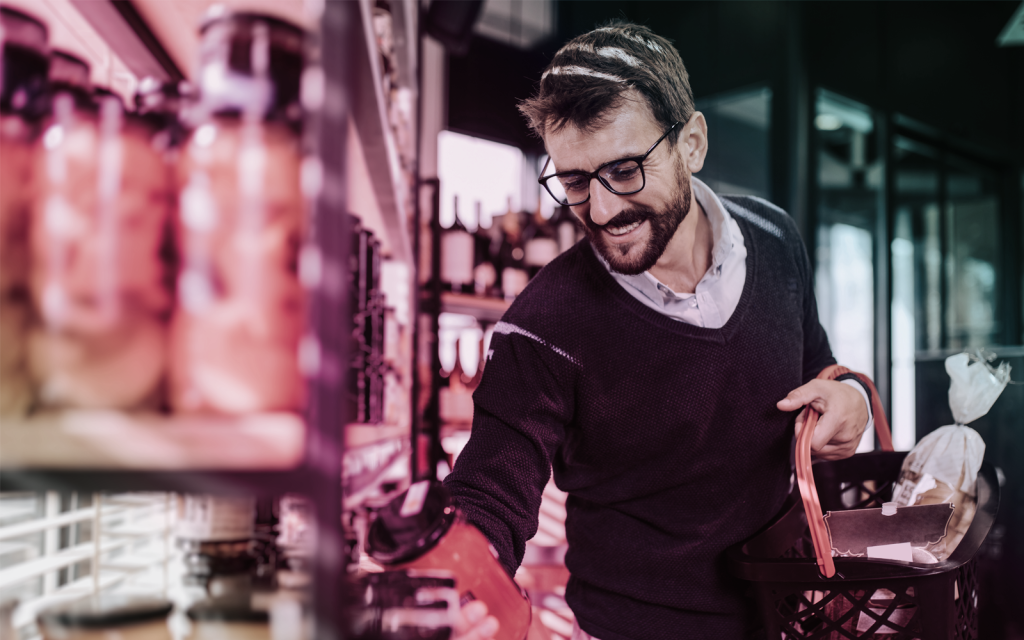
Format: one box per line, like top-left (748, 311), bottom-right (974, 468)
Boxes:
top-left (680, 111), bottom-right (708, 174)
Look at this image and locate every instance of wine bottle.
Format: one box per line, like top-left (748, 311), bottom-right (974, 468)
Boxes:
top-left (498, 206), bottom-right (529, 302)
top-left (472, 201), bottom-right (497, 297)
top-left (440, 195), bottom-right (474, 293)
top-left (523, 200), bottom-right (558, 277)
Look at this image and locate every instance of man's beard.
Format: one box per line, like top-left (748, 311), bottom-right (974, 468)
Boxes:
top-left (584, 173), bottom-right (692, 276)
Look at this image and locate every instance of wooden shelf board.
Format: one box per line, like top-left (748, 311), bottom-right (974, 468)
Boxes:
top-left (440, 292), bottom-right (511, 323)
top-left (345, 423), bottom-right (410, 449)
top-left (0, 411), bottom-right (306, 472)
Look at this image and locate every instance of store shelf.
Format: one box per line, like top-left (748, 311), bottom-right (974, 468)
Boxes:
top-left (0, 411), bottom-right (305, 471)
top-left (345, 423), bottom-right (410, 449)
top-left (440, 292), bottom-right (511, 323)
top-left (350, 0), bottom-right (414, 264)
top-left (342, 425), bottom-right (411, 510)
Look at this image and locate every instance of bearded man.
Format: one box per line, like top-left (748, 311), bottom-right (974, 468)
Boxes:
top-left (445, 21), bottom-right (873, 640)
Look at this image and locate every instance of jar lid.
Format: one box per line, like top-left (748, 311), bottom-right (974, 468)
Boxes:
top-left (192, 6), bottom-right (305, 125)
top-left (92, 86), bottom-right (124, 110)
top-left (0, 7), bottom-right (47, 52)
top-left (38, 595), bottom-right (173, 629)
top-left (186, 597), bottom-right (268, 623)
top-left (49, 50), bottom-right (90, 91)
top-left (366, 481), bottom-right (457, 565)
top-left (48, 49), bottom-right (93, 111)
top-left (1, 7), bottom-right (49, 118)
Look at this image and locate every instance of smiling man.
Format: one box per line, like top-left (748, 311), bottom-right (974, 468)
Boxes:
top-left (445, 21), bottom-right (872, 640)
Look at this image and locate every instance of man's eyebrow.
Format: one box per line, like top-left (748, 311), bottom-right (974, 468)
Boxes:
top-left (548, 151), bottom-right (647, 176)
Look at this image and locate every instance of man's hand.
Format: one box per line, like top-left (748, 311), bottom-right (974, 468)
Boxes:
top-left (453, 600), bottom-right (499, 640)
top-left (777, 379), bottom-right (868, 460)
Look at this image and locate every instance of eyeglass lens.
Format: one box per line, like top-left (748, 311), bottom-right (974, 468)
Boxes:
top-left (544, 159), bottom-right (644, 206)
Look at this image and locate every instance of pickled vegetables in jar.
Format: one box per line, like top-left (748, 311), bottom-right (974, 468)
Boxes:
top-left (28, 52), bottom-right (172, 409)
top-left (169, 10), bottom-right (306, 414)
top-left (0, 7), bottom-right (48, 417)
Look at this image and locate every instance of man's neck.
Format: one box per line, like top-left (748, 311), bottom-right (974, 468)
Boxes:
top-left (647, 195), bottom-right (712, 294)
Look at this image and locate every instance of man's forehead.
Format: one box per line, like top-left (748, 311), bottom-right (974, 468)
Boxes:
top-left (542, 101), bottom-right (662, 165)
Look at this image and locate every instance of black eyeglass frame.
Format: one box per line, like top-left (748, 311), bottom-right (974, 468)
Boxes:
top-left (537, 121), bottom-right (681, 206)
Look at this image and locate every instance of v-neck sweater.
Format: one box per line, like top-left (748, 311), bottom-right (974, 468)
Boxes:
top-left (444, 195), bottom-right (836, 640)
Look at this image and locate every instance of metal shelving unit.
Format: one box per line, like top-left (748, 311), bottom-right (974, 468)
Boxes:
top-left (0, 2), bottom-right (420, 639)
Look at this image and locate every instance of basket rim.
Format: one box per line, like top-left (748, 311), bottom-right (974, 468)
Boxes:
top-left (726, 456), bottom-right (1000, 584)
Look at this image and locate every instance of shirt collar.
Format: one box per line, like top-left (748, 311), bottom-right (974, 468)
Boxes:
top-left (692, 176), bottom-right (735, 271)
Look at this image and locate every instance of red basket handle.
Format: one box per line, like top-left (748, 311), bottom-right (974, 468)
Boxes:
top-left (794, 364), bottom-right (894, 578)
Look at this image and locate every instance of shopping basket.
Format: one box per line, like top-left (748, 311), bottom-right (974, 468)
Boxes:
top-left (727, 365), bottom-right (1000, 640)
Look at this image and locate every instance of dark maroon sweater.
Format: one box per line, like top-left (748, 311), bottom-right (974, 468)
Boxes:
top-left (444, 196), bottom-right (835, 640)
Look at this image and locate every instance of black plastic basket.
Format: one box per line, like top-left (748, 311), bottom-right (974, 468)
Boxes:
top-left (727, 448), bottom-right (1000, 639)
top-left (729, 365), bottom-right (1000, 639)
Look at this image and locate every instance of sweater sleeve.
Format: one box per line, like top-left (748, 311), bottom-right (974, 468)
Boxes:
top-left (442, 321), bottom-right (576, 576)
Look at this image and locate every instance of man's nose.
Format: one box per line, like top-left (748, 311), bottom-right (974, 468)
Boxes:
top-left (587, 178), bottom-right (620, 226)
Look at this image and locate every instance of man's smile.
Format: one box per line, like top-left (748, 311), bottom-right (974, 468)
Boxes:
top-left (604, 220), bottom-right (644, 238)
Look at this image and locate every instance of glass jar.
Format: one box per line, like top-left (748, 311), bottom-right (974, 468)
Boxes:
top-left (37, 595), bottom-right (173, 640)
top-left (28, 51), bottom-right (172, 409)
top-left (367, 481), bottom-right (532, 640)
top-left (176, 495), bottom-right (257, 593)
top-left (0, 6), bottom-right (48, 417)
top-left (170, 10), bottom-right (306, 414)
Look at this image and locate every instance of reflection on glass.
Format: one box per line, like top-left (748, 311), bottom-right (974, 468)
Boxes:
top-left (695, 86), bottom-right (771, 198)
top-left (892, 137), bottom-right (940, 450)
top-left (813, 90), bottom-right (878, 453)
top-left (945, 161), bottom-right (1000, 349)
top-left (891, 216), bottom-right (915, 451)
top-left (891, 135), bottom-right (1005, 449)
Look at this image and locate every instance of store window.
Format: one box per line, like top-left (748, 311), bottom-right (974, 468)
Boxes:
top-left (944, 159), bottom-right (1001, 349)
top-left (891, 137), bottom-right (940, 450)
top-left (813, 90), bottom-right (880, 452)
top-left (695, 86), bottom-right (771, 198)
top-left (891, 137), bottom-right (1004, 353)
top-left (438, 130), bottom-right (524, 231)
top-left (890, 134), bottom-right (1006, 450)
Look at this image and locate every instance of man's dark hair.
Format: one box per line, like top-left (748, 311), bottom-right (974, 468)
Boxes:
top-left (518, 21), bottom-right (694, 145)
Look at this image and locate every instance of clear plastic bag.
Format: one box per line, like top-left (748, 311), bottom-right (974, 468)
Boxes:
top-left (892, 351), bottom-right (1010, 559)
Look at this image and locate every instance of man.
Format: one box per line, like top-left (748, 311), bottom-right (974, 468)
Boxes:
top-left (447, 21), bottom-right (871, 640)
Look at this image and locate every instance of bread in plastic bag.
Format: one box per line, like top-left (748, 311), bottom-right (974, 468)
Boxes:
top-left (891, 352), bottom-right (1010, 559)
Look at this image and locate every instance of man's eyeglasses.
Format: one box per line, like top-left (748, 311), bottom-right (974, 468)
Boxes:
top-left (538, 121), bottom-right (680, 207)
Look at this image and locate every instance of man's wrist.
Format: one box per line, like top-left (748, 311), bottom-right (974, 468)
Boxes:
top-left (836, 374), bottom-right (873, 432)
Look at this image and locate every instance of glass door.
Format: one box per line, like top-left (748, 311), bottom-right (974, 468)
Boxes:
top-left (813, 89), bottom-right (881, 453)
top-left (890, 134), bottom-right (1004, 448)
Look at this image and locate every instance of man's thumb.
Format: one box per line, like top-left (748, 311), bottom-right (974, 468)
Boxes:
top-left (777, 389), bottom-right (811, 411)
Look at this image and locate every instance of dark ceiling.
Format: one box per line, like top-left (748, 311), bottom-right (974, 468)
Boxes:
top-left (448, 1), bottom-right (1024, 164)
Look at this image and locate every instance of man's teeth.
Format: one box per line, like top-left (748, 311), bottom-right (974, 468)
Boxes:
top-left (606, 221), bottom-right (640, 236)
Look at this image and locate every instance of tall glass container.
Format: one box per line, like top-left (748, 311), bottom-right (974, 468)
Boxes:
top-left (171, 10), bottom-right (306, 414)
top-left (29, 52), bottom-right (172, 409)
top-left (0, 7), bottom-right (48, 417)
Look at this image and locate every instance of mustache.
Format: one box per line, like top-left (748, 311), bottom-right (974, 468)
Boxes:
top-left (585, 205), bottom-right (657, 232)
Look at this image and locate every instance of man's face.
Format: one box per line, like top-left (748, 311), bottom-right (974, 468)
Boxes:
top-left (543, 100), bottom-right (692, 275)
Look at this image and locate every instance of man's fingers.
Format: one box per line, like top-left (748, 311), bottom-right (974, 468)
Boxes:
top-left (456, 601), bottom-right (488, 633)
top-left (459, 616), bottom-right (499, 640)
top-left (810, 412), bottom-right (838, 453)
top-left (777, 380), bottom-right (828, 413)
top-left (455, 601), bottom-right (499, 640)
